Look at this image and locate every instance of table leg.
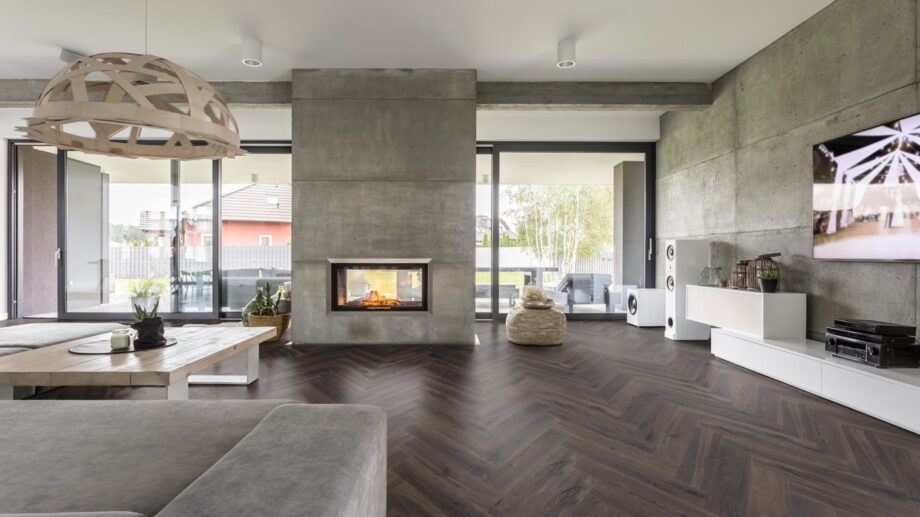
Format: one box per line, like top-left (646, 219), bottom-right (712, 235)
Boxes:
top-left (246, 345), bottom-right (259, 382)
top-left (188, 346), bottom-right (259, 386)
top-left (166, 378), bottom-right (189, 400)
top-left (0, 385), bottom-right (13, 400)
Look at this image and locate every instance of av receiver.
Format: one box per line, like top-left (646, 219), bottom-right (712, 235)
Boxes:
top-left (825, 333), bottom-right (920, 369)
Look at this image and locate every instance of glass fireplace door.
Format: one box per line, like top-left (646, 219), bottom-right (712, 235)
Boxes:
top-left (331, 263), bottom-right (428, 311)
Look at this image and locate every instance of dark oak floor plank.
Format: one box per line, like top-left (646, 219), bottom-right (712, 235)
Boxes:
top-left (32, 321), bottom-right (920, 516)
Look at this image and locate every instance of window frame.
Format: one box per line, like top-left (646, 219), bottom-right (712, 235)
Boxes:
top-left (475, 141), bottom-right (657, 321)
top-left (6, 140), bottom-right (292, 321)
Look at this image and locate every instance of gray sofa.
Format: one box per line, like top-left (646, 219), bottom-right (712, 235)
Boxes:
top-left (0, 400), bottom-right (386, 516)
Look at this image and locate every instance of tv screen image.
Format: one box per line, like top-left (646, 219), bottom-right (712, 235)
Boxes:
top-left (813, 113), bottom-right (920, 260)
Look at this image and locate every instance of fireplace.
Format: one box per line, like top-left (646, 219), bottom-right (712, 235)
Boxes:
top-left (331, 261), bottom-right (429, 311)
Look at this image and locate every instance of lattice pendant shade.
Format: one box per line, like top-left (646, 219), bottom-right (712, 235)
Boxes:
top-left (18, 53), bottom-right (244, 160)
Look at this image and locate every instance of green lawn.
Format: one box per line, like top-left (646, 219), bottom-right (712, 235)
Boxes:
top-left (475, 271), bottom-right (529, 285)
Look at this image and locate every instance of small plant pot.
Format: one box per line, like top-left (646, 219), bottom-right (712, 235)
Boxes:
top-left (246, 313), bottom-right (288, 340)
top-left (758, 278), bottom-right (778, 293)
top-left (131, 317), bottom-right (166, 348)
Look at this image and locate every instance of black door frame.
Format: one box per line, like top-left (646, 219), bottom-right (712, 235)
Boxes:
top-left (476, 141), bottom-right (657, 321)
top-left (7, 140), bottom-right (292, 321)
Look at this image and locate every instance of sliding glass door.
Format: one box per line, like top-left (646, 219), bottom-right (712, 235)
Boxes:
top-left (475, 148), bottom-right (494, 318)
top-left (8, 142), bottom-right (292, 320)
top-left (219, 150), bottom-right (292, 313)
top-left (61, 152), bottom-right (217, 318)
top-left (477, 143), bottom-right (655, 320)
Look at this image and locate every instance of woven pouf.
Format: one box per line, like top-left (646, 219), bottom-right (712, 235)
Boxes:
top-left (506, 301), bottom-right (566, 346)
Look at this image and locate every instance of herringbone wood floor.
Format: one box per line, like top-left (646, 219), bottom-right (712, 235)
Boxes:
top-left (35, 322), bottom-right (920, 516)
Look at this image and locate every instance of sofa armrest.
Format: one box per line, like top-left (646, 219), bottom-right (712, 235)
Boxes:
top-left (156, 404), bottom-right (386, 517)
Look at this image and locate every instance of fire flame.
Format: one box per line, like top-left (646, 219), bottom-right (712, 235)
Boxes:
top-left (350, 290), bottom-right (403, 308)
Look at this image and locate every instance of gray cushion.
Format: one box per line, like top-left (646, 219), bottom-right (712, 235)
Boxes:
top-left (0, 347), bottom-right (27, 357)
top-left (0, 512), bottom-right (146, 517)
top-left (0, 400), bottom-right (295, 516)
top-left (157, 404), bottom-right (387, 517)
top-left (0, 323), bottom-right (126, 349)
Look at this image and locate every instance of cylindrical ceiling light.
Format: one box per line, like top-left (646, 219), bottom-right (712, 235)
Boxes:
top-left (557, 38), bottom-right (576, 69)
top-left (242, 37), bottom-right (263, 67)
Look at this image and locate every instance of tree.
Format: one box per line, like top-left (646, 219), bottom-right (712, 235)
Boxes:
top-left (502, 184), bottom-right (613, 275)
top-left (110, 224), bottom-right (148, 245)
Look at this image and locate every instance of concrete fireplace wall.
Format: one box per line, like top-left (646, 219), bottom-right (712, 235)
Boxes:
top-left (291, 69), bottom-right (476, 345)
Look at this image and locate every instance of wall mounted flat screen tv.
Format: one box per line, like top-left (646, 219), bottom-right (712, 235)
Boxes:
top-left (813, 113), bottom-right (920, 261)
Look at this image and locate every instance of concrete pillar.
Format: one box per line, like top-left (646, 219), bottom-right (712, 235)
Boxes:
top-left (291, 69), bottom-right (477, 345)
top-left (614, 161), bottom-right (646, 288)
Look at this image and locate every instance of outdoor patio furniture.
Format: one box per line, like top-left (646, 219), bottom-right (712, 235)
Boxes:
top-left (550, 273), bottom-right (612, 312)
top-left (222, 268), bottom-right (292, 309)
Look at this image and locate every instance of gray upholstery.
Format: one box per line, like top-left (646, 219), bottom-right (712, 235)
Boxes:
top-left (0, 347), bottom-right (28, 357)
top-left (0, 323), bottom-right (125, 349)
top-left (0, 401), bottom-right (386, 517)
top-left (158, 404), bottom-right (387, 517)
top-left (0, 400), bottom-right (292, 516)
top-left (0, 512), bottom-right (146, 517)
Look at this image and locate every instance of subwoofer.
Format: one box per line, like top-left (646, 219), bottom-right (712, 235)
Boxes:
top-left (626, 288), bottom-right (666, 327)
top-left (664, 239), bottom-right (711, 340)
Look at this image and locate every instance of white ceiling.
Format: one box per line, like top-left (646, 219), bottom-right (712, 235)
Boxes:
top-left (0, 0), bottom-right (832, 82)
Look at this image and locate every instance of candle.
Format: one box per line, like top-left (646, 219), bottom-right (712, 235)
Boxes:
top-left (111, 330), bottom-right (132, 351)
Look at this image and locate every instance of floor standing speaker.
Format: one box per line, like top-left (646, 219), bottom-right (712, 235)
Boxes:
top-left (664, 239), bottom-right (711, 340)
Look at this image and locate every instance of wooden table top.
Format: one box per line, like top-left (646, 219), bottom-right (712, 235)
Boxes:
top-left (0, 326), bottom-right (276, 387)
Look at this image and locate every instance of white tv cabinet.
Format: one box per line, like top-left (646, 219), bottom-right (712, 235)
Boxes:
top-left (686, 285), bottom-right (806, 340)
top-left (712, 328), bottom-right (920, 435)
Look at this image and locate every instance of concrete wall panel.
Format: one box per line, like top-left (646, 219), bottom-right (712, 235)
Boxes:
top-left (292, 180), bottom-right (475, 263)
top-left (292, 69), bottom-right (476, 101)
top-left (293, 99), bottom-right (475, 181)
top-left (656, 152), bottom-right (736, 238)
top-left (736, 0), bottom-right (916, 147)
top-left (657, 73), bottom-right (737, 178)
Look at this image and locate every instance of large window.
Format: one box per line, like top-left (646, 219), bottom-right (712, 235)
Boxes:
top-left (63, 152), bottom-right (215, 315)
top-left (475, 150), bottom-right (493, 315)
top-left (219, 151), bottom-right (292, 312)
top-left (477, 144), bottom-right (654, 320)
top-left (8, 142), bottom-right (291, 319)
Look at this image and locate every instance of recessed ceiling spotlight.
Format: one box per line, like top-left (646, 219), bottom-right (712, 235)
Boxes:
top-left (557, 38), bottom-right (576, 69)
top-left (242, 36), bottom-right (263, 67)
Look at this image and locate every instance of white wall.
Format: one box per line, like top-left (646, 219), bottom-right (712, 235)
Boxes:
top-left (476, 110), bottom-right (661, 142)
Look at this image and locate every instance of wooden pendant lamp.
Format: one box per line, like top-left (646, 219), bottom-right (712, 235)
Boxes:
top-left (18, 52), bottom-right (244, 160)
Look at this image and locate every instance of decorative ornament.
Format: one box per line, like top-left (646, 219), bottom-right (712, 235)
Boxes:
top-left (18, 53), bottom-right (243, 160)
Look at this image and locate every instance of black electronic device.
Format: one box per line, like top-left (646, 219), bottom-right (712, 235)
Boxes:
top-left (825, 333), bottom-right (920, 368)
top-left (826, 325), bottom-right (916, 346)
top-left (833, 319), bottom-right (916, 337)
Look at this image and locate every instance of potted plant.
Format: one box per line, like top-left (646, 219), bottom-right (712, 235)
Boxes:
top-left (130, 278), bottom-right (162, 312)
top-left (757, 269), bottom-right (779, 293)
top-left (131, 301), bottom-right (166, 349)
top-left (243, 282), bottom-right (288, 339)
